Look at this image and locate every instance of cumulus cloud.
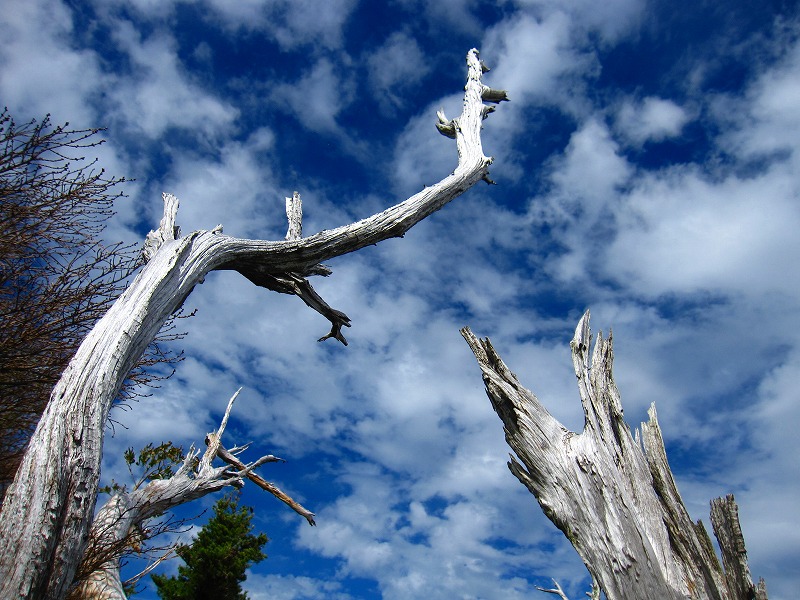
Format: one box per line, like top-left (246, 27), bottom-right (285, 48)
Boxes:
top-left (6, 0), bottom-right (800, 597)
top-left (552, 119), bottom-right (631, 198)
top-left (106, 20), bottom-right (239, 142)
top-left (616, 97), bottom-right (691, 144)
top-left (718, 37), bottom-right (800, 163)
top-left (367, 32), bottom-right (431, 115)
top-left (159, 127), bottom-right (281, 237)
top-left (203, 0), bottom-right (357, 50)
top-left (514, 0), bottom-right (645, 43)
top-left (527, 118), bottom-right (632, 282)
top-left (295, 461), bottom-right (588, 600)
top-left (483, 12), bottom-right (594, 109)
top-left (605, 164), bottom-right (800, 297)
top-left (271, 59), bottom-right (354, 134)
top-left (0, 0), bottom-right (102, 125)
top-left (391, 0), bottom-right (490, 36)
top-left (244, 573), bottom-right (348, 600)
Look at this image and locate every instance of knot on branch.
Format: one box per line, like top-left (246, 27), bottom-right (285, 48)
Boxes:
top-left (436, 109), bottom-right (457, 139)
top-left (482, 86), bottom-right (510, 104)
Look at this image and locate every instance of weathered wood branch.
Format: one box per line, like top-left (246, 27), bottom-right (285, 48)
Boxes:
top-left (462, 311), bottom-right (765, 600)
top-left (70, 389), bottom-right (310, 600)
top-left (0, 49), bottom-right (506, 599)
top-left (535, 577), bottom-right (601, 600)
top-left (536, 579), bottom-right (570, 600)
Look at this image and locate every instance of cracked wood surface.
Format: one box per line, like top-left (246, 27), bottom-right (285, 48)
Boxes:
top-left (0, 49), bottom-right (507, 600)
top-left (462, 311), bottom-right (766, 600)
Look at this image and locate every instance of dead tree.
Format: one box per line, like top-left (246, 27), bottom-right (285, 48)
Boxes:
top-left (462, 311), bottom-right (767, 600)
top-left (70, 389), bottom-right (312, 600)
top-left (0, 50), bottom-right (507, 599)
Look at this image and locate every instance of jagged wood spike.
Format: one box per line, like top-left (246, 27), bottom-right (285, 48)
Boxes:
top-left (462, 312), bottom-right (766, 600)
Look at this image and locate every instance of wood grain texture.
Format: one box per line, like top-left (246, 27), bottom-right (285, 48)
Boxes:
top-left (462, 311), bottom-right (765, 600)
top-left (0, 49), bottom-right (507, 599)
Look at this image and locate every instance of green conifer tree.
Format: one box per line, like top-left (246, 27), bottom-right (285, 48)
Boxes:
top-left (151, 494), bottom-right (268, 600)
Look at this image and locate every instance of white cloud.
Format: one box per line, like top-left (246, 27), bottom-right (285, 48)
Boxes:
top-left (616, 97), bottom-right (691, 144)
top-left (393, 0), bottom-right (487, 36)
top-left (552, 119), bottom-right (631, 198)
top-left (203, 0), bottom-right (357, 51)
top-left (159, 127), bottom-right (281, 237)
top-left (367, 32), bottom-right (431, 114)
top-left (528, 118), bottom-right (632, 282)
top-left (719, 37), bottom-right (800, 163)
top-left (295, 461), bottom-right (588, 600)
top-left (93, 0), bottom-right (179, 20)
top-left (270, 59), bottom-right (354, 134)
top-left (476, 11), bottom-right (601, 177)
top-left (244, 573), bottom-right (348, 600)
top-left (528, 37), bottom-right (800, 301)
top-left (9, 1), bottom-right (800, 597)
top-left (106, 21), bottom-right (238, 141)
top-left (513, 0), bottom-right (645, 43)
top-left (605, 163), bottom-right (800, 297)
top-left (0, 0), bottom-right (102, 126)
top-left (483, 12), bottom-right (595, 109)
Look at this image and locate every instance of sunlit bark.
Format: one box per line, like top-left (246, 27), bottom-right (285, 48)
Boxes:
top-left (70, 390), bottom-right (311, 600)
top-left (0, 50), bottom-right (507, 599)
top-left (462, 312), bottom-right (767, 600)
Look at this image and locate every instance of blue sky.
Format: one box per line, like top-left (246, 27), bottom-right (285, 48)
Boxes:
top-left (3, 0), bottom-right (800, 598)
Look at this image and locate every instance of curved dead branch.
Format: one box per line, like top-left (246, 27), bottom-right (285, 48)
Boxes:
top-left (0, 49), bottom-right (507, 599)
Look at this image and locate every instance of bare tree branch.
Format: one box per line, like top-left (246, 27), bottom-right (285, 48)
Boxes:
top-left (536, 579), bottom-right (570, 600)
top-left (0, 111), bottom-right (181, 493)
top-left (0, 50), bottom-right (507, 599)
top-left (70, 389), bottom-right (306, 600)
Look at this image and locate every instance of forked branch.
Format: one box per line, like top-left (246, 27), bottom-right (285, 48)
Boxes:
top-left (0, 49), bottom-right (506, 600)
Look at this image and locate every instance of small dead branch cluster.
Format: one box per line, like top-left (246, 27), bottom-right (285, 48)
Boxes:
top-left (70, 388), bottom-right (313, 599)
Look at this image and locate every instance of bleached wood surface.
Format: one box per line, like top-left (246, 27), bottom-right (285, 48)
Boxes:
top-left (71, 390), bottom-right (308, 600)
top-left (462, 311), bottom-right (766, 600)
top-left (0, 50), bottom-right (507, 599)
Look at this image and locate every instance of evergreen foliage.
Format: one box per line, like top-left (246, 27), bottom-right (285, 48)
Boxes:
top-left (151, 494), bottom-right (268, 600)
top-left (99, 441), bottom-right (191, 495)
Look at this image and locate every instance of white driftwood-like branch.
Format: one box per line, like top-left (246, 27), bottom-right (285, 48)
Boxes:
top-left (70, 390), bottom-right (311, 600)
top-left (535, 577), bottom-right (601, 600)
top-left (536, 579), bottom-right (570, 600)
top-left (0, 50), bottom-right (506, 600)
top-left (462, 311), bottom-right (766, 600)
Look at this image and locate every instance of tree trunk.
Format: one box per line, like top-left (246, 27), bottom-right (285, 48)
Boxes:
top-left (462, 311), bottom-right (767, 600)
top-left (0, 49), bottom-right (507, 599)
